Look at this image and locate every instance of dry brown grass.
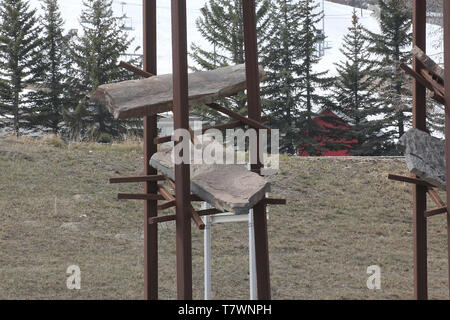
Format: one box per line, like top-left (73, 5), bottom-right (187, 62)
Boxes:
top-left (0, 137), bottom-right (449, 300)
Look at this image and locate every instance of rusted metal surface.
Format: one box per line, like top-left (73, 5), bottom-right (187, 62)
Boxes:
top-left (424, 207), bottom-right (447, 218)
top-left (444, 0), bottom-right (450, 300)
top-left (401, 63), bottom-right (445, 104)
top-left (110, 175), bottom-right (165, 184)
top-left (264, 198), bottom-right (287, 205)
top-left (427, 189), bottom-right (446, 208)
top-left (154, 116), bottom-right (271, 145)
top-left (412, 0), bottom-right (428, 300)
top-left (158, 200), bottom-right (177, 211)
top-left (413, 45), bottom-right (445, 80)
top-left (206, 103), bottom-right (271, 132)
top-left (171, 0), bottom-right (193, 300)
top-left (118, 193), bottom-right (164, 201)
top-left (388, 174), bottom-right (434, 188)
top-left (119, 61), bottom-right (154, 78)
top-left (243, 0), bottom-right (271, 300)
top-left (158, 185), bottom-right (174, 201)
top-left (143, 0), bottom-right (159, 301)
top-left (420, 69), bottom-right (445, 96)
top-left (190, 207), bottom-right (206, 230)
top-left (153, 135), bottom-right (173, 145)
top-left (149, 208), bottom-right (223, 225)
top-left (165, 179), bottom-right (205, 230)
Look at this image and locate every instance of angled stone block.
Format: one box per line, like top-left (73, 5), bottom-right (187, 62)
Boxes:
top-left (399, 128), bottom-right (446, 190)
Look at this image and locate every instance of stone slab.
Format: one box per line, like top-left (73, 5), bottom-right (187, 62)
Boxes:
top-left (399, 128), bottom-right (446, 190)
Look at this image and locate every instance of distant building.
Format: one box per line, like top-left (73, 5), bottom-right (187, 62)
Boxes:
top-left (298, 109), bottom-right (358, 156)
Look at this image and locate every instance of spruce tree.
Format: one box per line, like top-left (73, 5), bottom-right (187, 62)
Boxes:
top-left (261, 0), bottom-right (305, 154)
top-left (426, 100), bottom-right (445, 135)
top-left (190, 0), bottom-right (271, 122)
top-left (25, 0), bottom-right (69, 134)
top-left (295, 0), bottom-right (335, 156)
top-left (365, 0), bottom-right (411, 152)
top-left (0, 0), bottom-right (42, 136)
top-left (65, 0), bottom-right (137, 141)
top-left (332, 11), bottom-right (388, 155)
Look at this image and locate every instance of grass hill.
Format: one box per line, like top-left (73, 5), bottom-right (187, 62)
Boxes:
top-left (0, 136), bottom-right (449, 299)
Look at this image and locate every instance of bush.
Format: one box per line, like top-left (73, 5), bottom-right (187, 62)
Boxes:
top-left (97, 133), bottom-right (113, 144)
top-left (42, 135), bottom-right (67, 148)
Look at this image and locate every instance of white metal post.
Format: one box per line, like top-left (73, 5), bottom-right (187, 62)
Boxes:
top-left (203, 164), bottom-right (266, 300)
top-left (249, 208), bottom-right (257, 300)
top-left (203, 203), bottom-right (212, 300)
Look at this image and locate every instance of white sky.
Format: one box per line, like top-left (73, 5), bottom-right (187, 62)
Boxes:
top-left (26, 0), bottom-right (443, 75)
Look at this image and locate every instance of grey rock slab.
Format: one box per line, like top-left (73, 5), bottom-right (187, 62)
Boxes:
top-left (399, 128), bottom-right (446, 189)
top-left (90, 64), bottom-right (267, 119)
top-left (150, 141), bottom-right (270, 215)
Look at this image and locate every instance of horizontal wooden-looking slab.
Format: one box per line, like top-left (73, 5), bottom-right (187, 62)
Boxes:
top-left (90, 64), bottom-right (266, 119)
top-left (149, 139), bottom-right (271, 215)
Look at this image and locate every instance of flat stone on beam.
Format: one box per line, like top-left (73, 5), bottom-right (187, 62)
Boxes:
top-left (90, 64), bottom-right (266, 119)
top-left (149, 140), bottom-right (270, 215)
top-left (399, 128), bottom-right (446, 190)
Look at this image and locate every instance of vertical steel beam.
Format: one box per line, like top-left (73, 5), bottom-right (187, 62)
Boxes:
top-left (143, 0), bottom-right (158, 301)
top-left (171, 0), bottom-right (193, 300)
top-left (412, 0), bottom-right (428, 300)
top-left (242, 0), bottom-right (271, 300)
top-left (444, 0), bottom-right (450, 300)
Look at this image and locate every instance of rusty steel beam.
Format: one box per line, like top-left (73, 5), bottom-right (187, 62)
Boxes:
top-left (158, 185), bottom-right (175, 201)
top-left (206, 103), bottom-right (271, 132)
top-left (400, 63), bottom-right (445, 105)
top-left (158, 200), bottom-right (177, 211)
top-left (425, 207), bottom-right (447, 218)
top-left (164, 180), bottom-right (205, 230)
top-left (420, 69), bottom-right (445, 96)
top-left (388, 174), bottom-right (434, 188)
top-left (444, 0), bottom-right (450, 300)
top-left (264, 198), bottom-right (287, 206)
top-left (401, 63), bottom-right (434, 91)
top-left (149, 208), bottom-right (223, 225)
top-left (412, 0), bottom-right (428, 301)
top-left (430, 91), bottom-right (446, 105)
top-left (243, 0), bottom-right (271, 300)
top-left (119, 61), bottom-right (154, 78)
top-left (118, 193), bottom-right (164, 201)
top-left (143, 0), bottom-right (159, 301)
top-left (427, 189), bottom-right (446, 208)
top-left (110, 175), bottom-right (165, 184)
top-left (154, 116), bottom-right (271, 145)
top-left (190, 207), bottom-right (206, 230)
top-left (171, 0), bottom-right (193, 300)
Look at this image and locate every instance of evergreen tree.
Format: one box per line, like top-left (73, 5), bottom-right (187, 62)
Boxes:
top-left (0, 78), bottom-right (10, 119)
top-left (261, 0), bottom-right (305, 154)
top-left (332, 11), bottom-right (388, 155)
top-left (65, 0), bottom-right (138, 141)
top-left (190, 0), bottom-right (271, 122)
top-left (0, 0), bottom-right (42, 136)
top-left (426, 99), bottom-right (445, 135)
top-left (295, 0), bottom-right (335, 155)
top-left (25, 0), bottom-right (69, 134)
top-left (365, 0), bottom-right (411, 152)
